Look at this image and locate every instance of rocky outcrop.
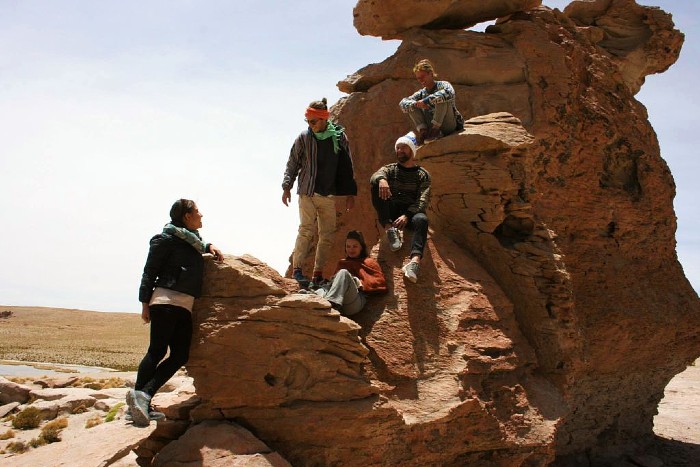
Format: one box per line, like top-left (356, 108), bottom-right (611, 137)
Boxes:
top-left (181, 252), bottom-right (559, 465)
top-left (0, 373), bottom-right (156, 466)
top-left (563, 0), bottom-right (684, 93)
top-left (152, 420), bottom-right (291, 467)
top-left (353, 0), bottom-right (542, 39)
top-left (329, 0), bottom-right (699, 464)
top-left (133, 1), bottom-right (696, 466)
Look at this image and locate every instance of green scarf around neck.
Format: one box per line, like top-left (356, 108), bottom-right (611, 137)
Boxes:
top-left (163, 223), bottom-right (209, 253)
top-left (313, 121), bottom-right (343, 154)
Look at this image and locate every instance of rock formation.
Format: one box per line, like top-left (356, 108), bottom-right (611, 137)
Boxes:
top-left (132, 0), bottom-right (699, 466)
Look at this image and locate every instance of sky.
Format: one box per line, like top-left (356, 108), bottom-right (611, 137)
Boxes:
top-left (1, 1), bottom-right (697, 313)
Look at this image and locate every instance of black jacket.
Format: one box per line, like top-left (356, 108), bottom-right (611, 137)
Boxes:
top-left (138, 233), bottom-right (205, 303)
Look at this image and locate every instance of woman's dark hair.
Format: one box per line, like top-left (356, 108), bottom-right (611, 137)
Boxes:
top-left (308, 97), bottom-right (328, 110)
top-left (346, 230), bottom-right (368, 259)
top-left (170, 198), bottom-right (196, 227)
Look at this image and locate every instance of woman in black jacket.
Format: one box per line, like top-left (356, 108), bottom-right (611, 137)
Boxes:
top-left (127, 199), bottom-right (222, 427)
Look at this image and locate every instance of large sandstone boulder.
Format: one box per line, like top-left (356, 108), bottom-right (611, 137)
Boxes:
top-left (562, 0), bottom-right (683, 93)
top-left (335, 0), bottom-right (696, 464)
top-left (353, 0), bottom-right (542, 39)
top-left (147, 1), bottom-right (698, 466)
top-left (152, 420), bottom-right (291, 467)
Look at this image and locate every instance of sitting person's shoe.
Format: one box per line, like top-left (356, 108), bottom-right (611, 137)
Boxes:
top-left (293, 268), bottom-right (310, 287)
top-left (311, 273), bottom-right (328, 290)
top-left (417, 128), bottom-right (428, 145)
top-left (402, 261), bottom-right (420, 283)
top-left (424, 127), bottom-right (443, 142)
top-left (387, 227), bottom-right (402, 252)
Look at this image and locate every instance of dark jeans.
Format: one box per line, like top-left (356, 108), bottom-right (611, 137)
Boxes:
top-left (135, 304), bottom-right (192, 397)
top-left (371, 182), bottom-right (429, 259)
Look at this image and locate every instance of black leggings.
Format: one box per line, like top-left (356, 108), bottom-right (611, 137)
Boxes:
top-left (135, 304), bottom-right (192, 397)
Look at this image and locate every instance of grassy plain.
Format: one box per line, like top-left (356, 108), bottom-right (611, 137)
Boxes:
top-left (0, 306), bottom-right (148, 371)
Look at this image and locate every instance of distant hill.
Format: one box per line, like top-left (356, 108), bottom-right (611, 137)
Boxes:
top-left (0, 306), bottom-right (148, 371)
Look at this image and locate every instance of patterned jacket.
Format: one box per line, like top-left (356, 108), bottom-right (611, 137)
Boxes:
top-left (399, 80), bottom-right (463, 127)
top-left (282, 125), bottom-right (358, 197)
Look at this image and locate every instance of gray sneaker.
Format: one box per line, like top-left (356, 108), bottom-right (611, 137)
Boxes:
top-left (125, 406), bottom-right (165, 422)
top-left (127, 389), bottom-right (152, 427)
top-left (402, 261), bottom-right (420, 283)
top-left (387, 227), bottom-right (402, 252)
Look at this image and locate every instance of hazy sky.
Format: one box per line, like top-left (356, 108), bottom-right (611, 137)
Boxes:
top-left (1, 1), bottom-right (697, 313)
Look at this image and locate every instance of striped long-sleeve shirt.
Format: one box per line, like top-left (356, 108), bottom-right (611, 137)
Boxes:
top-left (282, 126), bottom-right (357, 197)
top-left (370, 163), bottom-right (431, 215)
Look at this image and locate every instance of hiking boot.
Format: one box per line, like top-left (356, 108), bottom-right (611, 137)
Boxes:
top-left (128, 389), bottom-right (152, 427)
top-left (311, 274), bottom-right (330, 290)
top-left (386, 227), bottom-right (402, 252)
top-left (402, 261), bottom-right (420, 283)
top-left (293, 268), bottom-right (310, 288)
top-left (416, 128), bottom-right (428, 145)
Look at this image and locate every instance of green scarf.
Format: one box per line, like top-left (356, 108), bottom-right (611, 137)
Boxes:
top-left (313, 121), bottom-right (343, 154)
top-left (163, 223), bottom-right (208, 253)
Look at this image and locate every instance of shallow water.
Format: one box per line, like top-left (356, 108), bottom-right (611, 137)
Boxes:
top-left (0, 362), bottom-right (116, 377)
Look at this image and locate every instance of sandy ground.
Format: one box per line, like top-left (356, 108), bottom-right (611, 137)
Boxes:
top-left (647, 361), bottom-right (700, 465)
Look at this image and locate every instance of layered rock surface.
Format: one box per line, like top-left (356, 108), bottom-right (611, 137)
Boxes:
top-left (134, 1), bottom-right (698, 466)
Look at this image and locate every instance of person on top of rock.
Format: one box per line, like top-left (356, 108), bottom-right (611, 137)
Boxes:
top-left (370, 132), bottom-right (430, 283)
top-left (399, 59), bottom-right (463, 144)
top-left (282, 97), bottom-right (358, 288)
top-left (128, 199), bottom-right (223, 427)
top-left (311, 230), bottom-right (387, 316)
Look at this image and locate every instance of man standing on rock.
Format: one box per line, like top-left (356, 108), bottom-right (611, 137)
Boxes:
top-left (282, 98), bottom-right (358, 288)
top-left (370, 132), bottom-right (430, 283)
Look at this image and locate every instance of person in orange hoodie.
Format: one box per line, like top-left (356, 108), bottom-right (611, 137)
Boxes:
top-left (313, 230), bottom-right (387, 316)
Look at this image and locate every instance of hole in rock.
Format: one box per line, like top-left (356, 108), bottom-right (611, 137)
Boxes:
top-left (493, 215), bottom-right (535, 247)
top-left (264, 373), bottom-right (277, 386)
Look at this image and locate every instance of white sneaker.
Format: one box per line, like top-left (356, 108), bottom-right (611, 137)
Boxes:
top-left (402, 261), bottom-right (420, 283)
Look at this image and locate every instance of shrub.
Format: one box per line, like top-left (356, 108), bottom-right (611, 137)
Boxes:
top-left (71, 376), bottom-right (127, 390)
top-left (0, 428), bottom-right (15, 440)
top-left (29, 436), bottom-right (46, 448)
top-left (71, 404), bottom-right (88, 414)
top-left (85, 413), bottom-right (103, 429)
top-left (105, 402), bottom-right (125, 422)
top-left (6, 441), bottom-right (28, 453)
top-left (40, 417), bottom-right (68, 443)
top-left (11, 407), bottom-right (43, 430)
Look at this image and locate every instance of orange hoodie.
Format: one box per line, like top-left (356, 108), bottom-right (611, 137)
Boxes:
top-left (334, 257), bottom-right (387, 295)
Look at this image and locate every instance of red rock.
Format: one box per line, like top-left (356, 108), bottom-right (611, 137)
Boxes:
top-left (152, 420), bottom-right (290, 467)
top-left (353, 0), bottom-right (542, 39)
